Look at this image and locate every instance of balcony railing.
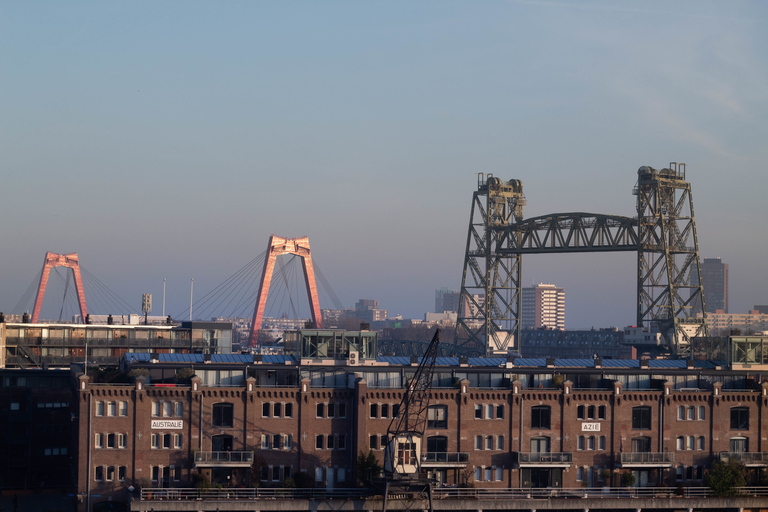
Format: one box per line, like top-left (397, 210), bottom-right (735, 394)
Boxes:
top-left (516, 452), bottom-right (573, 465)
top-left (421, 452), bottom-right (469, 467)
top-left (720, 452), bottom-right (768, 466)
top-left (194, 451), bottom-right (254, 467)
top-left (620, 452), bottom-right (674, 466)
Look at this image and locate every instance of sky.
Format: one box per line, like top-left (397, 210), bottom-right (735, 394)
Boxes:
top-left (1, 1), bottom-right (766, 329)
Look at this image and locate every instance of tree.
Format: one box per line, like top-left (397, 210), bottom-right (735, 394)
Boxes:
top-left (705, 459), bottom-right (747, 497)
top-left (174, 367), bottom-right (196, 384)
top-left (621, 471), bottom-right (636, 487)
top-left (356, 450), bottom-right (382, 487)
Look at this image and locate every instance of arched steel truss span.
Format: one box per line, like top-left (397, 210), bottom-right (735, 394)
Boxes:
top-left (454, 165), bottom-right (707, 358)
top-left (495, 213), bottom-right (639, 254)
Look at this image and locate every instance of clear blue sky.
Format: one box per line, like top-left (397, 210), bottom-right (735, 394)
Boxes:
top-left (1, 1), bottom-right (766, 328)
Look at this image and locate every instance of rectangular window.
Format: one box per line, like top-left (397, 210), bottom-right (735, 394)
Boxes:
top-left (327, 435), bottom-right (335, 450)
top-left (273, 434), bottom-right (281, 450)
top-left (381, 435), bottom-right (387, 449)
top-left (698, 436), bottom-right (705, 450)
top-left (380, 404), bottom-right (389, 418)
top-left (174, 434), bottom-right (182, 449)
top-left (427, 406), bottom-right (447, 428)
top-left (212, 403), bottom-right (234, 428)
top-left (677, 436), bottom-right (684, 450)
top-left (261, 466), bottom-right (269, 481)
top-left (475, 435), bottom-right (483, 450)
top-left (531, 406), bottom-right (551, 429)
top-left (273, 403), bottom-right (282, 418)
top-left (175, 402), bottom-right (183, 417)
top-left (316, 435), bottom-right (324, 450)
top-left (284, 466), bottom-right (292, 481)
top-left (495, 467), bottom-right (503, 482)
top-left (337, 435), bottom-right (346, 450)
top-left (474, 467), bottom-right (481, 481)
top-left (95, 466), bottom-right (104, 481)
top-left (337, 467), bottom-right (345, 482)
top-left (485, 467), bottom-right (492, 481)
top-left (370, 435), bottom-right (378, 450)
top-left (163, 433), bottom-right (172, 449)
top-left (577, 467), bottom-right (584, 481)
top-left (587, 405), bottom-right (595, 420)
top-left (599, 436), bottom-right (606, 450)
top-left (588, 436), bottom-right (595, 450)
top-left (370, 403), bottom-right (378, 418)
top-left (151, 433), bottom-right (159, 449)
top-left (285, 434), bottom-right (293, 449)
top-left (96, 401), bottom-right (105, 417)
top-left (118, 433), bottom-right (127, 449)
top-left (152, 401), bottom-right (161, 417)
top-left (163, 401), bottom-right (173, 417)
top-left (486, 436), bottom-right (493, 450)
top-left (107, 433), bottom-right (116, 449)
top-left (263, 403), bottom-right (271, 417)
top-left (285, 403), bottom-right (293, 418)
top-left (577, 405), bottom-right (585, 420)
top-left (632, 407), bottom-right (651, 430)
top-left (687, 406), bottom-right (695, 421)
top-left (687, 436), bottom-right (695, 451)
top-left (497, 436), bottom-right (504, 450)
top-left (95, 433), bottom-right (104, 449)
top-left (174, 465), bottom-right (181, 481)
top-left (390, 404), bottom-right (398, 418)
top-left (678, 405), bottom-right (685, 420)
top-left (107, 401), bottom-right (117, 417)
top-left (598, 405), bottom-right (606, 420)
top-left (272, 466), bottom-right (280, 481)
top-left (698, 406), bottom-right (705, 421)
top-left (578, 436), bottom-right (585, 450)
top-left (261, 434), bottom-right (270, 450)
top-left (328, 403), bottom-right (336, 418)
top-left (118, 466), bottom-right (126, 481)
top-left (496, 404), bottom-right (504, 419)
top-left (475, 404), bottom-right (483, 419)
top-left (487, 404), bottom-right (495, 419)
top-left (731, 407), bottom-right (749, 430)
top-left (152, 466), bottom-right (159, 482)
top-left (317, 403), bottom-right (325, 418)
top-left (106, 466), bottom-right (115, 481)
top-left (119, 401), bottom-right (128, 417)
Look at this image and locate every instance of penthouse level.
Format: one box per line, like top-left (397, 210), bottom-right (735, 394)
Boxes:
top-left (68, 346), bottom-right (768, 512)
top-left (0, 320), bottom-right (233, 368)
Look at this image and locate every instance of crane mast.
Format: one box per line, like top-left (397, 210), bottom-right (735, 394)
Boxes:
top-left (381, 328), bottom-right (440, 511)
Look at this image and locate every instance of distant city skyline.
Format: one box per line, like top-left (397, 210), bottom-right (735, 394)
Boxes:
top-left (2, 1), bottom-right (766, 328)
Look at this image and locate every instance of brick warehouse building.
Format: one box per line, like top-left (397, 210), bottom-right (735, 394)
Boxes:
top-left (67, 330), bottom-right (768, 512)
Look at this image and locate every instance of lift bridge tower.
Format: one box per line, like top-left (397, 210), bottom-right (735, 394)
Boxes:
top-left (455, 175), bottom-right (525, 355)
top-left (455, 164), bottom-right (707, 357)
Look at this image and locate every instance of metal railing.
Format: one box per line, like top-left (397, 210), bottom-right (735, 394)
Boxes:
top-left (620, 452), bottom-right (674, 464)
top-left (138, 486), bottom-right (768, 501)
top-left (720, 452), bottom-right (768, 465)
top-left (516, 452), bottom-right (573, 464)
top-left (421, 452), bottom-right (469, 464)
top-left (194, 451), bottom-right (254, 465)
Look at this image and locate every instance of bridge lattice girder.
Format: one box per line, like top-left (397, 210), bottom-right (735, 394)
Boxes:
top-left (495, 212), bottom-right (639, 254)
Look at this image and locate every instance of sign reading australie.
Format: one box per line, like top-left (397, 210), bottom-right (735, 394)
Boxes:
top-left (581, 422), bottom-right (601, 432)
top-left (151, 420), bottom-right (183, 429)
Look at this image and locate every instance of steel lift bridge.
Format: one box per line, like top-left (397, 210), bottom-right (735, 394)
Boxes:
top-left (454, 163), bottom-right (708, 358)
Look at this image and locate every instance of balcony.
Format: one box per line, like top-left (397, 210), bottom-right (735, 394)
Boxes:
top-left (194, 451), bottom-right (254, 468)
top-left (421, 452), bottom-right (469, 468)
top-left (619, 452), bottom-right (674, 468)
top-left (515, 452), bottom-right (573, 468)
top-left (720, 452), bottom-right (768, 467)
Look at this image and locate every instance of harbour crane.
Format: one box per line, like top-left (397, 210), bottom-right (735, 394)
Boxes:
top-left (381, 328), bottom-right (441, 512)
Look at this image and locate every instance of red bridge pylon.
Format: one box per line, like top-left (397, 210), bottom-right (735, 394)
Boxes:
top-left (248, 235), bottom-right (323, 347)
top-left (31, 252), bottom-right (88, 323)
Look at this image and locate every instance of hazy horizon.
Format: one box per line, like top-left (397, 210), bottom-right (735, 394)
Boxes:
top-left (2, 1), bottom-right (766, 328)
